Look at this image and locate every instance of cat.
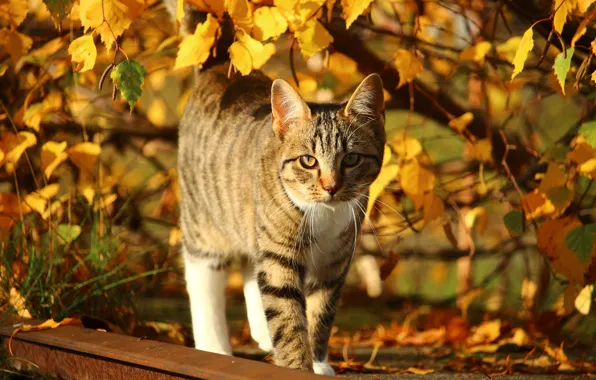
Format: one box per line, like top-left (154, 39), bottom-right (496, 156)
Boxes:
top-left (177, 61), bottom-right (386, 374)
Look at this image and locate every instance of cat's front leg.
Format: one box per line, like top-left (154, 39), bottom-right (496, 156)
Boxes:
top-left (306, 255), bottom-right (351, 376)
top-left (256, 250), bottom-right (313, 371)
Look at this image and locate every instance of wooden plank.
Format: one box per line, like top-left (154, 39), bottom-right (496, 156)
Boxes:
top-left (1, 315), bottom-right (326, 380)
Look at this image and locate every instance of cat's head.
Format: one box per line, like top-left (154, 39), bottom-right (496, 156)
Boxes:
top-left (270, 74), bottom-right (386, 209)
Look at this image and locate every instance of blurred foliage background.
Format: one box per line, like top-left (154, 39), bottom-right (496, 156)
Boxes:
top-left (1, 0), bottom-right (596, 371)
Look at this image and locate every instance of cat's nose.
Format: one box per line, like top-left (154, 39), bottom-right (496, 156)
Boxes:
top-left (323, 184), bottom-right (337, 196)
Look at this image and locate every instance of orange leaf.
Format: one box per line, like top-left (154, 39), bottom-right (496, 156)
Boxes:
top-left (9, 318), bottom-right (82, 355)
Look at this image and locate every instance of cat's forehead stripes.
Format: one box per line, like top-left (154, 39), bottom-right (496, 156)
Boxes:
top-left (308, 106), bottom-right (347, 155)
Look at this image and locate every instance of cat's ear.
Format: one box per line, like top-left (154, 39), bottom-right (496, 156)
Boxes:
top-left (344, 74), bottom-right (385, 120)
top-left (271, 79), bottom-right (311, 139)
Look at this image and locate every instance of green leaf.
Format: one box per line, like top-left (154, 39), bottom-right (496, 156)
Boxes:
top-left (56, 224), bottom-right (81, 244)
top-left (110, 60), bottom-right (147, 109)
top-left (43, 0), bottom-right (75, 23)
top-left (553, 48), bottom-right (574, 95)
top-left (579, 121), bottom-right (596, 149)
top-left (565, 223), bottom-right (596, 264)
top-left (503, 210), bottom-right (524, 236)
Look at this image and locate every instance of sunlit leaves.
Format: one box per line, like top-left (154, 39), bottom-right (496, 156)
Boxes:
top-left (511, 28), bottom-right (534, 81)
top-left (394, 49), bottom-right (423, 88)
top-left (565, 224), bottom-right (596, 264)
top-left (253, 6), bottom-right (288, 41)
top-left (341, 0), bottom-right (373, 29)
top-left (229, 32), bottom-right (275, 75)
top-left (366, 145), bottom-right (398, 216)
top-left (567, 136), bottom-right (596, 178)
top-left (0, 132), bottom-right (37, 173)
top-left (423, 192), bottom-right (444, 224)
top-left (553, 48), bottom-right (574, 95)
top-left (43, 0), bottom-right (75, 24)
top-left (68, 142), bottom-right (101, 174)
top-left (110, 60), bottom-right (147, 109)
top-left (23, 92), bottom-right (63, 131)
top-left (68, 35), bottom-right (97, 72)
top-left (392, 136), bottom-right (422, 160)
top-left (22, 184), bottom-right (60, 216)
top-left (41, 141), bottom-right (68, 179)
top-left (449, 112), bottom-right (474, 133)
top-left (56, 224), bottom-right (82, 244)
top-left (399, 159), bottom-right (436, 202)
top-left (0, 0), bottom-right (28, 28)
top-left (459, 41), bottom-right (492, 64)
top-left (575, 284), bottom-right (594, 315)
top-left (295, 19), bottom-right (333, 59)
top-left (553, 0), bottom-right (568, 34)
top-left (174, 14), bottom-right (220, 70)
top-left (578, 121), bottom-right (596, 148)
top-left (80, 0), bottom-right (145, 49)
top-left (0, 29), bottom-right (33, 63)
top-left (464, 138), bottom-right (493, 163)
top-left (225, 0), bottom-right (253, 32)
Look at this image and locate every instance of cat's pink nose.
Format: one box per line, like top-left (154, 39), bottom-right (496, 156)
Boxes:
top-left (323, 184), bottom-right (337, 196)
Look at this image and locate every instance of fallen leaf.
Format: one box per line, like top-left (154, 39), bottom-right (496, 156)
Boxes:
top-left (406, 367), bottom-right (434, 375)
top-left (10, 318), bottom-right (82, 355)
top-left (0, 131), bottom-right (37, 173)
top-left (466, 319), bottom-right (501, 346)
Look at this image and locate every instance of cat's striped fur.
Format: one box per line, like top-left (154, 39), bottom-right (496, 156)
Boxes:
top-left (178, 64), bottom-right (386, 374)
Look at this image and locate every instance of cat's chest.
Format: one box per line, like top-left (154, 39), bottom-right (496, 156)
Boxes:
top-left (307, 203), bottom-right (354, 259)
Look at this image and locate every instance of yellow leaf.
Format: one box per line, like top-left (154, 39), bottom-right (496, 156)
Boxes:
top-left (567, 139), bottom-right (596, 178)
top-left (68, 142), bottom-right (101, 174)
top-left (553, 0), bottom-right (568, 34)
top-left (465, 138), bottom-right (493, 163)
top-left (537, 216), bottom-right (589, 284)
top-left (575, 284), bottom-right (593, 315)
top-left (0, 132), bottom-right (37, 173)
top-left (0, 0), bottom-right (29, 27)
top-left (391, 136), bottom-right (422, 160)
top-left (449, 112), bottom-right (474, 132)
top-left (579, 0), bottom-right (596, 12)
top-left (406, 367), bottom-right (434, 375)
top-left (464, 207), bottom-right (488, 235)
top-left (394, 48), bottom-right (423, 88)
top-left (467, 319), bottom-right (501, 346)
top-left (275, 0), bottom-right (324, 31)
top-left (176, 0), bottom-right (184, 24)
top-left (327, 52), bottom-right (358, 80)
top-left (41, 141), bottom-right (68, 179)
top-left (522, 190), bottom-right (555, 219)
top-left (253, 6), bottom-right (288, 41)
top-left (229, 32), bottom-right (275, 75)
top-left (174, 14), bottom-right (220, 70)
top-left (80, 0), bottom-right (145, 49)
top-left (341, 0), bottom-right (373, 29)
top-left (22, 184), bottom-right (60, 215)
top-left (505, 328), bottom-right (531, 347)
top-left (225, 0), bottom-right (253, 32)
top-left (9, 287), bottom-right (32, 319)
top-left (459, 41), bottom-right (492, 64)
top-left (423, 191), bottom-right (444, 224)
top-left (511, 28), bottom-right (534, 81)
top-left (538, 161), bottom-right (566, 194)
top-left (30, 37), bottom-right (66, 58)
top-left (399, 159), bottom-right (435, 199)
top-left (23, 92), bottom-right (63, 132)
top-left (366, 164), bottom-right (398, 217)
top-left (571, 6), bottom-right (596, 47)
top-left (0, 29), bottom-right (33, 64)
top-left (496, 36), bottom-right (521, 63)
top-left (295, 19), bottom-right (333, 59)
top-left (68, 35), bottom-right (97, 72)
top-left (545, 343), bottom-right (569, 363)
top-left (521, 277), bottom-right (538, 310)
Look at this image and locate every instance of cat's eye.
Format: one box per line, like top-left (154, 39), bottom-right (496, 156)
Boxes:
top-left (299, 155), bottom-right (317, 169)
top-left (343, 153), bottom-right (360, 167)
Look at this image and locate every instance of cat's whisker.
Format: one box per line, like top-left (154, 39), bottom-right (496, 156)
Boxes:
top-left (354, 192), bottom-right (406, 222)
top-left (352, 199), bottom-right (386, 258)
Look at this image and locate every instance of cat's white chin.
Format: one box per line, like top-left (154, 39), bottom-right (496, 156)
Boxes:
top-left (313, 361), bottom-right (335, 376)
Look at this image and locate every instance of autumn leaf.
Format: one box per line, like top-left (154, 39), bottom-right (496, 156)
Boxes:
top-left (225, 0), bottom-right (253, 32)
top-left (571, 6), bottom-right (596, 47)
top-left (252, 6), bottom-right (287, 41)
top-left (80, 0), bottom-right (145, 49)
top-left (579, 0), bottom-right (596, 12)
top-left (22, 184), bottom-right (60, 215)
top-left (41, 141), bottom-right (68, 179)
top-left (575, 284), bottom-right (593, 315)
top-left (366, 146), bottom-right (398, 216)
top-left (0, 29), bottom-right (33, 64)
top-left (110, 60), bottom-right (147, 109)
top-left (449, 112), bottom-right (474, 133)
top-left (341, 0), bottom-right (373, 29)
top-left (23, 92), bottom-right (63, 131)
top-left (459, 41), bottom-right (492, 64)
top-left (406, 367), bottom-right (434, 375)
top-left (68, 142), bottom-right (101, 174)
top-left (511, 27), bottom-right (534, 80)
top-left (394, 49), bottom-right (423, 88)
top-left (399, 159), bottom-right (436, 203)
top-left (9, 287), bottom-right (32, 319)
top-left (565, 223), bottom-right (596, 264)
top-left (68, 35), bottom-right (97, 72)
top-left (466, 319), bottom-right (501, 346)
top-left (327, 52), bottom-right (358, 80)
top-left (553, 48), bottom-right (574, 95)
top-left (174, 14), bottom-right (220, 70)
top-left (465, 138), bottom-right (493, 163)
top-left (230, 32), bottom-right (275, 75)
top-left (43, 0), bottom-right (75, 24)
top-left (295, 19), bottom-right (333, 59)
top-left (522, 191), bottom-right (555, 219)
top-left (391, 136), bottom-right (422, 161)
top-left (423, 191), bottom-right (444, 224)
top-left (9, 318), bottom-right (82, 355)
top-left (0, 132), bottom-right (37, 173)
top-left (567, 136), bottom-right (596, 178)
top-left (537, 216), bottom-right (590, 284)
top-left (465, 207), bottom-right (488, 235)
top-left (176, 0), bottom-right (184, 24)
top-left (553, 0), bottom-right (568, 34)
top-left (0, 0), bottom-right (29, 27)
top-left (56, 224), bottom-right (82, 244)
top-left (578, 121), bottom-right (596, 148)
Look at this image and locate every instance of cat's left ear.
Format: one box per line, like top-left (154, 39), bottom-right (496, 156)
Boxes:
top-left (271, 79), bottom-right (311, 139)
top-left (343, 74), bottom-right (385, 121)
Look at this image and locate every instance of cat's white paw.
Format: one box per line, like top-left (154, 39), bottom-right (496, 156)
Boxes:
top-left (195, 343), bottom-right (232, 356)
top-left (251, 329), bottom-right (273, 352)
top-left (313, 361), bottom-right (335, 376)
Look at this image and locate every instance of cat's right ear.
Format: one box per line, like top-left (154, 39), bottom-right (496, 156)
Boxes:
top-left (271, 79), bottom-right (311, 139)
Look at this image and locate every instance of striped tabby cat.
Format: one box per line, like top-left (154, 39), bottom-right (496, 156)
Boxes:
top-left (178, 64), bottom-right (386, 375)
